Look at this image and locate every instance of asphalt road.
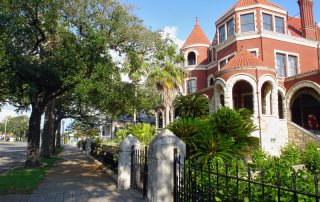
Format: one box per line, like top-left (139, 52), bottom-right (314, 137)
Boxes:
top-left (0, 141), bottom-right (27, 174)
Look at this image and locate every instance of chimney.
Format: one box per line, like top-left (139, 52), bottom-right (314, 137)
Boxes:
top-left (298, 0), bottom-right (317, 39)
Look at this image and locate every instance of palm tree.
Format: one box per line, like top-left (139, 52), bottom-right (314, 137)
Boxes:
top-left (174, 94), bottom-right (209, 119)
top-left (192, 107), bottom-right (259, 163)
top-left (147, 41), bottom-right (186, 127)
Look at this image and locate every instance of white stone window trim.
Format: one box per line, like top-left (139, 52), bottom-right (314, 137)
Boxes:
top-left (218, 52), bottom-right (236, 70)
top-left (185, 77), bottom-right (198, 95)
top-left (274, 49), bottom-right (300, 78)
top-left (184, 49), bottom-right (199, 67)
top-left (237, 10), bottom-right (257, 33)
top-left (260, 10), bottom-right (287, 34)
top-left (217, 15), bottom-right (235, 44)
top-left (247, 48), bottom-right (260, 57)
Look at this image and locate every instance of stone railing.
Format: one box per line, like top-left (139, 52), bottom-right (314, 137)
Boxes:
top-left (288, 121), bottom-right (320, 149)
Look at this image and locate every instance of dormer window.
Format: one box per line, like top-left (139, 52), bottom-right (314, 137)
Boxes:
top-left (187, 52), bottom-right (196, 65)
top-left (219, 25), bottom-right (226, 42)
top-left (263, 13), bottom-right (273, 31)
top-left (241, 13), bottom-right (254, 32)
top-left (275, 16), bottom-right (285, 33)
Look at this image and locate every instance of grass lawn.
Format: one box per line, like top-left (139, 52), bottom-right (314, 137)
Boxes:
top-left (0, 156), bottom-right (61, 195)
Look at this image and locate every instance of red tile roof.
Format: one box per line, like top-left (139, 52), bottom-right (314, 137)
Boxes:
top-left (287, 16), bottom-right (303, 37)
top-left (234, 0), bottom-right (284, 9)
top-left (182, 18), bottom-right (210, 48)
top-left (223, 51), bottom-right (265, 69)
top-left (217, 0), bottom-right (284, 24)
top-left (288, 16), bottom-right (320, 39)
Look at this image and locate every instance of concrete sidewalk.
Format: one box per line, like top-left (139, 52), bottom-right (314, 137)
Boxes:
top-left (0, 144), bottom-right (146, 202)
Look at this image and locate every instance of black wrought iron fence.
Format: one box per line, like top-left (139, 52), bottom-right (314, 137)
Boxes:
top-left (91, 143), bottom-right (119, 173)
top-left (173, 148), bottom-right (320, 202)
top-left (131, 145), bottom-right (148, 198)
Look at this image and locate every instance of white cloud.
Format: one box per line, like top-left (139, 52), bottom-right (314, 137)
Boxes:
top-left (163, 26), bottom-right (185, 49)
top-left (0, 104), bottom-right (30, 122)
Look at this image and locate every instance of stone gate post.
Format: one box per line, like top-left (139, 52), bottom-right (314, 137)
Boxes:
top-left (118, 134), bottom-right (141, 190)
top-left (147, 130), bottom-right (186, 202)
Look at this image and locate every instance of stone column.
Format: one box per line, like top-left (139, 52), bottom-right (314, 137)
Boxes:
top-left (118, 134), bottom-right (141, 190)
top-left (155, 111), bottom-right (159, 129)
top-left (147, 130), bottom-right (186, 202)
top-left (85, 137), bottom-right (92, 156)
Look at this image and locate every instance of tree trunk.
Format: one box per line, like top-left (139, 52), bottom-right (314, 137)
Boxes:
top-left (50, 100), bottom-right (56, 154)
top-left (25, 106), bottom-right (42, 168)
top-left (56, 121), bottom-right (61, 148)
top-left (41, 101), bottom-right (54, 158)
top-left (165, 105), bottom-right (170, 127)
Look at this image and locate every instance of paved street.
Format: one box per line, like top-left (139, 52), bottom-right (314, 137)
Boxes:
top-left (0, 141), bottom-right (27, 174)
top-left (1, 144), bottom-right (146, 202)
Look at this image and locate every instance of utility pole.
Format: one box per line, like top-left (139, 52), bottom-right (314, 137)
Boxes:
top-left (4, 117), bottom-right (8, 136)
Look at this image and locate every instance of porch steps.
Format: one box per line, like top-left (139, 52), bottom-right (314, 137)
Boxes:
top-left (287, 121), bottom-right (320, 149)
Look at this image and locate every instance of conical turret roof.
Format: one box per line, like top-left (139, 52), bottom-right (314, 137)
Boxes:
top-left (182, 17), bottom-right (210, 49)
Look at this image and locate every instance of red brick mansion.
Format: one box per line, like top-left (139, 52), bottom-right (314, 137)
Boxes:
top-left (156, 0), bottom-right (320, 155)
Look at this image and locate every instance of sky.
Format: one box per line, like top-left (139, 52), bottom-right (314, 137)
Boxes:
top-left (122, 0), bottom-right (320, 47)
top-left (1, 0), bottom-right (320, 123)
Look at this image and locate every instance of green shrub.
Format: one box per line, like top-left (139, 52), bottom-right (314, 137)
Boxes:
top-left (114, 123), bottom-right (156, 145)
top-left (302, 142), bottom-right (320, 172)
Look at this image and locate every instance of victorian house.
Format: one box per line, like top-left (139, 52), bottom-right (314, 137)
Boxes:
top-left (156, 0), bottom-right (320, 155)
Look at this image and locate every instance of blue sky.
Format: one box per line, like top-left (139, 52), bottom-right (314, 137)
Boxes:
top-left (122, 0), bottom-right (320, 45)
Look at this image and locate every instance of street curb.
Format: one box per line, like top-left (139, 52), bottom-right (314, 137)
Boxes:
top-left (0, 162), bottom-right (24, 176)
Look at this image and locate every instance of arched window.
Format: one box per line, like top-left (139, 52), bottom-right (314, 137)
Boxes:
top-left (187, 52), bottom-right (196, 65)
top-left (209, 77), bottom-right (214, 87)
top-left (233, 80), bottom-right (254, 113)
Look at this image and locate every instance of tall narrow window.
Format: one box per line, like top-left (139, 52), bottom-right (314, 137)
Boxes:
top-left (241, 13), bottom-right (254, 32)
top-left (188, 79), bottom-right (196, 94)
top-left (288, 55), bottom-right (298, 77)
top-left (187, 52), bottom-right (196, 65)
top-left (276, 53), bottom-right (286, 77)
top-left (275, 16), bottom-right (285, 33)
top-left (227, 19), bottom-right (235, 37)
top-left (263, 13), bottom-right (273, 31)
top-left (219, 25), bottom-right (226, 42)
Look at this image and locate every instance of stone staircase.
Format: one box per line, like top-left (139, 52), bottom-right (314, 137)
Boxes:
top-left (287, 121), bottom-right (320, 149)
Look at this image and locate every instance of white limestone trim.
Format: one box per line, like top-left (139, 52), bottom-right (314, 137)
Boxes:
top-left (181, 44), bottom-right (210, 50)
top-left (286, 81), bottom-right (320, 120)
top-left (258, 75), bottom-right (278, 116)
top-left (235, 4), bottom-right (287, 15)
top-left (260, 10), bottom-right (287, 34)
top-left (274, 49), bottom-right (300, 78)
top-left (247, 48), bottom-right (260, 57)
top-left (184, 65), bottom-right (207, 71)
top-left (214, 78), bottom-right (227, 111)
top-left (237, 10), bottom-right (258, 33)
top-left (215, 32), bottom-right (319, 51)
top-left (217, 52), bottom-right (236, 70)
top-left (226, 73), bottom-right (258, 116)
top-left (184, 49), bottom-right (199, 66)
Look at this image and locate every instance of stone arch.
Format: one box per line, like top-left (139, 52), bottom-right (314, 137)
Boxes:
top-left (226, 74), bottom-right (257, 116)
top-left (213, 78), bottom-right (227, 111)
top-left (286, 81), bottom-right (320, 121)
top-left (261, 81), bottom-right (273, 115)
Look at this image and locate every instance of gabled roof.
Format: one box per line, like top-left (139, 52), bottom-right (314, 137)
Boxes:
top-left (223, 51), bottom-right (265, 69)
top-left (182, 18), bottom-right (210, 49)
top-left (217, 0), bottom-right (284, 24)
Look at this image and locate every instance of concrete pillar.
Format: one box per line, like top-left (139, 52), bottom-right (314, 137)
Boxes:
top-left (147, 130), bottom-right (186, 202)
top-left (85, 137), bottom-right (92, 155)
top-left (118, 134), bottom-right (141, 190)
top-left (155, 111), bottom-right (159, 129)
